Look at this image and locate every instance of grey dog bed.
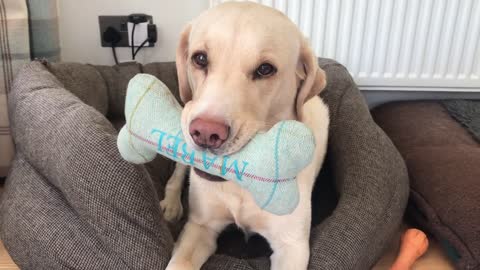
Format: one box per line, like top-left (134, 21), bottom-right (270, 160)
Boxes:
top-left (0, 58), bottom-right (408, 269)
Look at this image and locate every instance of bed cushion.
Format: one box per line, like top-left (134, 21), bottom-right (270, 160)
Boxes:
top-left (0, 59), bottom-right (409, 269)
top-left (95, 62), bottom-right (143, 118)
top-left (372, 101), bottom-right (480, 270)
top-left (45, 62), bottom-right (109, 115)
top-left (3, 61), bottom-right (174, 268)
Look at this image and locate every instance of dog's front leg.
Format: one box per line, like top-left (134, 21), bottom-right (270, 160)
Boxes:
top-left (267, 231), bottom-right (310, 270)
top-left (166, 221), bottom-right (220, 270)
top-left (160, 163), bottom-right (188, 222)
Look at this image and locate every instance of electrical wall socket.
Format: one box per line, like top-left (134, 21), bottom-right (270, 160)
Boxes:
top-left (99, 15), bottom-right (153, 47)
top-left (127, 22), bottom-right (149, 46)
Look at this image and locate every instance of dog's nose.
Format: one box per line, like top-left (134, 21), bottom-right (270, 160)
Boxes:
top-left (189, 118), bottom-right (229, 149)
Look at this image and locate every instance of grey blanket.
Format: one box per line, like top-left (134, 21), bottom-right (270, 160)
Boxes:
top-left (0, 59), bottom-right (409, 269)
top-left (443, 100), bottom-right (480, 143)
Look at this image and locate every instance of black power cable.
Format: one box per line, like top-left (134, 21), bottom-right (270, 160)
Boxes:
top-left (131, 22), bottom-right (137, 60)
top-left (102, 26), bottom-right (121, 65)
top-left (133, 39), bottom-right (149, 59)
top-left (128, 14), bottom-right (148, 61)
top-left (133, 24), bottom-right (157, 59)
top-left (111, 46), bottom-right (119, 65)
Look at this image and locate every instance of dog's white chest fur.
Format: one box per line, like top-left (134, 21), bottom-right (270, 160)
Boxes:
top-left (188, 173), bottom-right (268, 231)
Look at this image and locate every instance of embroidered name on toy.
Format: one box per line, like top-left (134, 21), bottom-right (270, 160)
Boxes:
top-left (151, 128), bottom-right (249, 181)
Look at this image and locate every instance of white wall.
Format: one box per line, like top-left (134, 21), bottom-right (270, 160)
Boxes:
top-left (58, 0), bottom-right (209, 65)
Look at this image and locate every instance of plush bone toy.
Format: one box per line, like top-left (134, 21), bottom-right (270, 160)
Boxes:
top-left (117, 74), bottom-right (316, 215)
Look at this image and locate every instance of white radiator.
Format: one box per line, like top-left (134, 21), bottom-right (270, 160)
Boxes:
top-left (210, 0), bottom-right (480, 92)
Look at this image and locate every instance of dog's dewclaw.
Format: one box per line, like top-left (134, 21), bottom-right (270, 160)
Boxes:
top-left (117, 73), bottom-right (316, 215)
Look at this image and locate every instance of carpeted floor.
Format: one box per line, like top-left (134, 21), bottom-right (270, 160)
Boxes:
top-left (0, 241), bottom-right (18, 270)
top-left (0, 184), bottom-right (19, 270)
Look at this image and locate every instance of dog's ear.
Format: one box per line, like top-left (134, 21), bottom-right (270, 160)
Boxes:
top-left (176, 24), bottom-right (192, 103)
top-left (295, 37), bottom-right (327, 120)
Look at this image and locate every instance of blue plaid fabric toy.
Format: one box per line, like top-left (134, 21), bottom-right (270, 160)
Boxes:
top-left (117, 74), bottom-right (316, 215)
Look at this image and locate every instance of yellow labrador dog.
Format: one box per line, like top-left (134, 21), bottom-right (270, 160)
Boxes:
top-left (161, 2), bottom-right (329, 270)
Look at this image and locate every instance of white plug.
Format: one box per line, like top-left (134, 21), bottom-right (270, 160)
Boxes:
top-left (127, 22), bottom-right (149, 46)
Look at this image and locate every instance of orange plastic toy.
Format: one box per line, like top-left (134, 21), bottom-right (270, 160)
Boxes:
top-left (390, 228), bottom-right (429, 270)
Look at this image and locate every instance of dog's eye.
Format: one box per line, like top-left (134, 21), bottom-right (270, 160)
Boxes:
top-left (255, 63), bottom-right (276, 78)
top-left (192, 52), bottom-right (208, 68)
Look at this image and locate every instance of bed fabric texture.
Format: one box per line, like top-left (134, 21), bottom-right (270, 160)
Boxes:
top-left (0, 59), bottom-right (409, 269)
top-left (442, 100), bottom-right (480, 143)
top-left (373, 101), bottom-right (480, 270)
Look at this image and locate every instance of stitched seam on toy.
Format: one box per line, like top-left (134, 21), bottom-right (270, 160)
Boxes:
top-left (261, 121), bottom-right (285, 209)
top-left (128, 129), bottom-right (294, 183)
top-left (127, 79), bottom-right (157, 162)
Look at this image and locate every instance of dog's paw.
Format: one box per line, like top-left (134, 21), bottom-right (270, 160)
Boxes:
top-left (160, 195), bottom-right (184, 222)
top-left (165, 260), bottom-right (194, 270)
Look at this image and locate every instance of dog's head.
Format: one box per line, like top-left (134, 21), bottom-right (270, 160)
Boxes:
top-left (177, 2), bottom-right (326, 155)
